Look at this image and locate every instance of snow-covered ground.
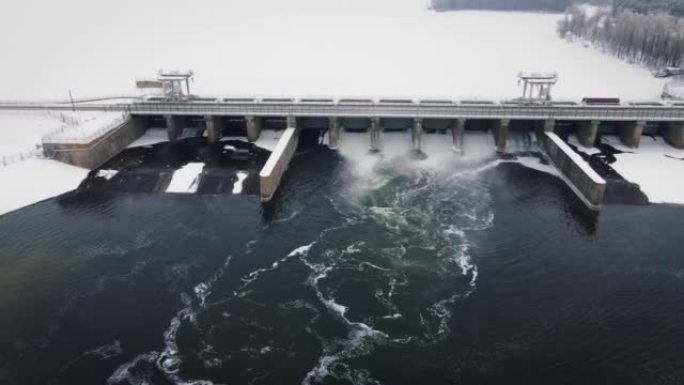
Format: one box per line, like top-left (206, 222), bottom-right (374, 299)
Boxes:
top-left (0, 0), bottom-right (664, 101)
top-left (0, 159), bottom-right (88, 216)
top-left (0, 110), bottom-right (130, 215)
top-left (571, 135), bottom-right (684, 204)
top-left (0, 112), bottom-right (64, 158)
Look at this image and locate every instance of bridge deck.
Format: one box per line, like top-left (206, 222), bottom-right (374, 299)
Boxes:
top-left (2, 99), bottom-right (684, 122)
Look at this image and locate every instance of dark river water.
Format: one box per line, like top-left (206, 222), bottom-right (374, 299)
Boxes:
top-left (1, 133), bottom-right (684, 385)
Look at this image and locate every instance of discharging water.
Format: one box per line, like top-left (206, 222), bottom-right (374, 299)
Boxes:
top-left (1, 131), bottom-right (684, 385)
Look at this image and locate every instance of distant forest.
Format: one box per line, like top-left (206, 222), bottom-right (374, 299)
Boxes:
top-left (614, 0), bottom-right (684, 17)
top-left (558, 7), bottom-right (684, 66)
top-left (431, 0), bottom-right (608, 12)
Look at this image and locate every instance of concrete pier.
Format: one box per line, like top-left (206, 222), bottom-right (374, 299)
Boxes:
top-left (205, 115), bottom-right (221, 143)
top-left (370, 118), bottom-right (380, 152)
top-left (329, 117), bottom-right (340, 150)
top-left (541, 132), bottom-right (606, 208)
top-left (287, 115), bottom-right (297, 128)
top-left (260, 127), bottom-right (300, 201)
top-left (246, 116), bottom-right (262, 142)
top-left (412, 118), bottom-right (423, 153)
top-left (494, 119), bottom-right (510, 153)
top-left (452, 119), bottom-right (466, 153)
top-left (578, 120), bottom-right (600, 147)
top-left (663, 122), bottom-right (684, 148)
top-left (165, 115), bottom-right (178, 142)
top-left (544, 119), bottom-right (555, 132)
top-left (619, 120), bottom-right (646, 148)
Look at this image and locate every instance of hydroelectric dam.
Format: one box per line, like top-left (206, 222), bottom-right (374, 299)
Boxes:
top-left (4, 95), bottom-right (684, 209)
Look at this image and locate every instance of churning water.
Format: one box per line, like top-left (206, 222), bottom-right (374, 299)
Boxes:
top-left (1, 131), bottom-right (684, 385)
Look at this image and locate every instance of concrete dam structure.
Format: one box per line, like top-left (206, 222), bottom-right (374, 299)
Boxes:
top-left (4, 96), bottom-right (684, 208)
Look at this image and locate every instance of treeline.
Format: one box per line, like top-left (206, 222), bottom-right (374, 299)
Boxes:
top-left (614, 0), bottom-right (684, 17)
top-left (431, 0), bottom-right (607, 12)
top-left (558, 7), bottom-right (684, 66)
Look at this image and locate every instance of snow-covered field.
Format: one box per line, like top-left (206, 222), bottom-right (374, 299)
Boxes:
top-left (0, 0), bottom-right (664, 101)
top-left (0, 159), bottom-right (88, 216)
top-left (0, 112), bottom-right (64, 158)
top-left (571, 135), bottom-right (684, 204)
top-left (0, 110), bottom-right (129, 215)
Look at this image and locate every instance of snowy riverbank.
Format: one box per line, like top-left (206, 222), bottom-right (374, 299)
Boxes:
top-left (0, 110), bottom-right (127, 216)
top-left (570, 135), bottom-right (684, 205)
top-left (0, 159), bottom-right (88, 216)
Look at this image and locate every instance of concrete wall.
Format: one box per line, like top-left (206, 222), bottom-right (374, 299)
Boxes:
top-left (43, 118), bottom-right (144, 170)
top-left (541, 132), bottom-right (606, 209)
top-left (259, 127), bottom-right (300, 201)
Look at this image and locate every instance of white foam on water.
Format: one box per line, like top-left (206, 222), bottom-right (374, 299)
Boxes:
top-left (232, 171), bottom-right (248, 194)
top-left (166, 163), bottom-right (204, 194)
top-left (107, 255), bottom-right (237, 385)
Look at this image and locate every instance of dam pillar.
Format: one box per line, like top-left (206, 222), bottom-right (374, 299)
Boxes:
top-left (452, 118), bottom-right (466, 153)
top-left (663, 122), bottom-right (684, 148)
top-left (494, 119), bottom-right (510, 153)
top-left (246, 116), bottom-right (262, 142)
top-left (619, 120), bottom-right (646, 148)
top-left (412, 118), bottom-right (423, 153)
top-left (287, 115), bottom-right (297, 128)
top-left (578, 120), bottom-right (600, 148)
top-left (370, 118), bottom-right (381, 153)
top-left (329, 117), bottom-right (340, 150)
top-left (165, 115), bottom-right (178, 142)
top-left (204, 115), bottom-right (221, 143)
top-left (544, 119), bottom-right (555, 132)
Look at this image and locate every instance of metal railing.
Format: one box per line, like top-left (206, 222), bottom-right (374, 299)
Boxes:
top-left (41, 113), bottom-right (130, 145)
top-left (0, 149), bottom-right (43, 167)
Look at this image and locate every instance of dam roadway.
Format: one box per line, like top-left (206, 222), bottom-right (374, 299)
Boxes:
top-left (3, 97), bottom-right (684, 121)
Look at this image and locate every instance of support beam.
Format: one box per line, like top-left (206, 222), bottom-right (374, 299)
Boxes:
top-left (287, 115), bottom-right (297, 128)
top-left (663, 122), bottom-right (684, 149)
top-left (204, 115), bottom-right (221, 143)
top-left (452, 118), bottom-right (466, 153)
top-left (369, 118), bottom-right (380, 153)
top-left (412, 118), bottom-right (423, 153)
top-left (577, 120), bottom-right (600, 148)
top-left (245, 116), bottom-right (262, 142)
top-left (619, 120), bottom-right (646, 148)
top-left (165, 115), bottom-right (178, 142)
top-left (329, 117), bottom-right (340, 150)
top-left (494, 119), bottom-right (510, 153)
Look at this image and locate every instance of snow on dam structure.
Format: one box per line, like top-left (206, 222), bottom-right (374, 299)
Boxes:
top-left (41, 116), bottom-right (144, 170)
top-left (4, 96), bottom-right (684, 207)
top-left (259, 125), bottom-right (299, 202)
top-left (541, 132), bottom-right (607, 208)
